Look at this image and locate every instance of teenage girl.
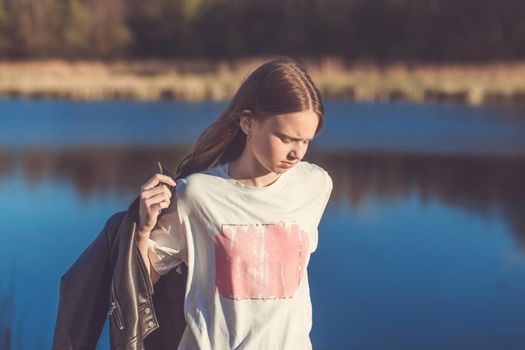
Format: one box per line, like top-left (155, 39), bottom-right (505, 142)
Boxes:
top-left (136, 56), bottom-right (333, 349)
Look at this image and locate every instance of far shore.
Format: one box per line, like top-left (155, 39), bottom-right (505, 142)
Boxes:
top-left (1, 57), bottom-right (525, 105)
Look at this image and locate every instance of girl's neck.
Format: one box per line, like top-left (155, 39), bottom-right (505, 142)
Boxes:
top-left (228, 156), bottom-right (281, 188)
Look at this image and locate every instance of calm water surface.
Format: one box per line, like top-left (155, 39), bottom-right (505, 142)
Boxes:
top-left (1, 99), bottom-right (524, 350)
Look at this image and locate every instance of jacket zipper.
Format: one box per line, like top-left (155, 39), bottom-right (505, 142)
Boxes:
top-left (109, 284), bottom-right (125, 330)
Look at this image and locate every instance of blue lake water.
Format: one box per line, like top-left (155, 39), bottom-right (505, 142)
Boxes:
top-left (1, 99), bottom-right (525, 349)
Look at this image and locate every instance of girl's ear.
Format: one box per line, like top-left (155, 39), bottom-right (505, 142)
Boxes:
top-left (239, 109), bottom-right (255, 136)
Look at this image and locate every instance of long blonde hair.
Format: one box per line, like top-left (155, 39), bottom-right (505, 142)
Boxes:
top-left (174, 56), bottom-right (325, 181)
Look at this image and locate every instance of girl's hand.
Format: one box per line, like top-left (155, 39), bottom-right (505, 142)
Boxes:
top-left (137, 173), bottom-right (176, 240)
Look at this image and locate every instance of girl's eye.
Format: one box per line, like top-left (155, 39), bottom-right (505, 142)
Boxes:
top-left (280, 137), bottom-right (309, 144)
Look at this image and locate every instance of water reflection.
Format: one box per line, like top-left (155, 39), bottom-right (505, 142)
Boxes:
top-left (2, 146), bottom-right (524, 251)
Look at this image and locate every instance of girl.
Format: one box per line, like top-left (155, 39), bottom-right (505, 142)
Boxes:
top-left (136, 56), bottom-right (333, 349)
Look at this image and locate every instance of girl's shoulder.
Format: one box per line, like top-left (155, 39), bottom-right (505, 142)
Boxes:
top-left (295, 160), bottom-right (327, 176)
top-left (296, 161), bottom-right (333, 200)
top-left (172, 164), bottom-right (225, 198)
top-left (295, 160), bottom-right (332, 184)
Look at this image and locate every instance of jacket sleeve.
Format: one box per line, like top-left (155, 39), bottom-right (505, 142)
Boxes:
top-left (147, 182), bottom-right (188, 276)
top-left (52, 210), bottom-right (125, 350)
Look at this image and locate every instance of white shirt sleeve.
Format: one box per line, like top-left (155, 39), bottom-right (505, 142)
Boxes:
top-left (310, 169), bottom-right (333, 254)
top-left (147, 189), bottom-right (187, 276)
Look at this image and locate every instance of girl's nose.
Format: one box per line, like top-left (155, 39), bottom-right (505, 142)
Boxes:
top-left (288, 144), bottom-right (305, 161)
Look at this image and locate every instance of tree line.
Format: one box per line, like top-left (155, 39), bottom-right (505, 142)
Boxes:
top-left (0, 0), bottom-right (523, 62)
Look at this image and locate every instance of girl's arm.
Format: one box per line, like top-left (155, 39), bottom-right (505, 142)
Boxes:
top-left (137, 235), bottom-right (161, 286)
top-left (136, 167), bottom-right (177, 286)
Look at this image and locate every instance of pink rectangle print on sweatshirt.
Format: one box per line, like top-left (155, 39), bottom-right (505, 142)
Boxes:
top-left (215, 222), bottom-right (309, 300)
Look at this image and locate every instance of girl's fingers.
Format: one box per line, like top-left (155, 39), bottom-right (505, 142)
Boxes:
top-left (141, 184), bottom-right (172, 201)
top-left (144, 192), bottom-right (171, 209)
top-left (142, 173), bottom-right (176, 191)
top-left (152, 200), bottom-right (169, 216)
top-left (155, 201), bottom-right (169, 212)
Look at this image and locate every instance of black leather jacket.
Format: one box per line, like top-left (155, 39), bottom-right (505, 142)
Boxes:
top-left (52, 194), bottom-right (187, 349)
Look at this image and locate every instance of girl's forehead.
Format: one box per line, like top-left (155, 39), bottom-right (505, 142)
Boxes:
top-left (263, 111), bottom-right (318, 138)
top-left (266, 111), bottom-right (317, 126)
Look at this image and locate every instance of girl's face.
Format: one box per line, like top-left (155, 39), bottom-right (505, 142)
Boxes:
top-left (243, 109), bottom-right (319, 174)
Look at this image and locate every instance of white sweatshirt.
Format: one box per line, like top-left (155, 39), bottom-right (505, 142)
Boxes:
top-left (148, 160), bottom-right (333, 349)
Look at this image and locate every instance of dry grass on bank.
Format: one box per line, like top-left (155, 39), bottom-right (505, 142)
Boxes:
top-left (1, 57), bottom-right (525, 105)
